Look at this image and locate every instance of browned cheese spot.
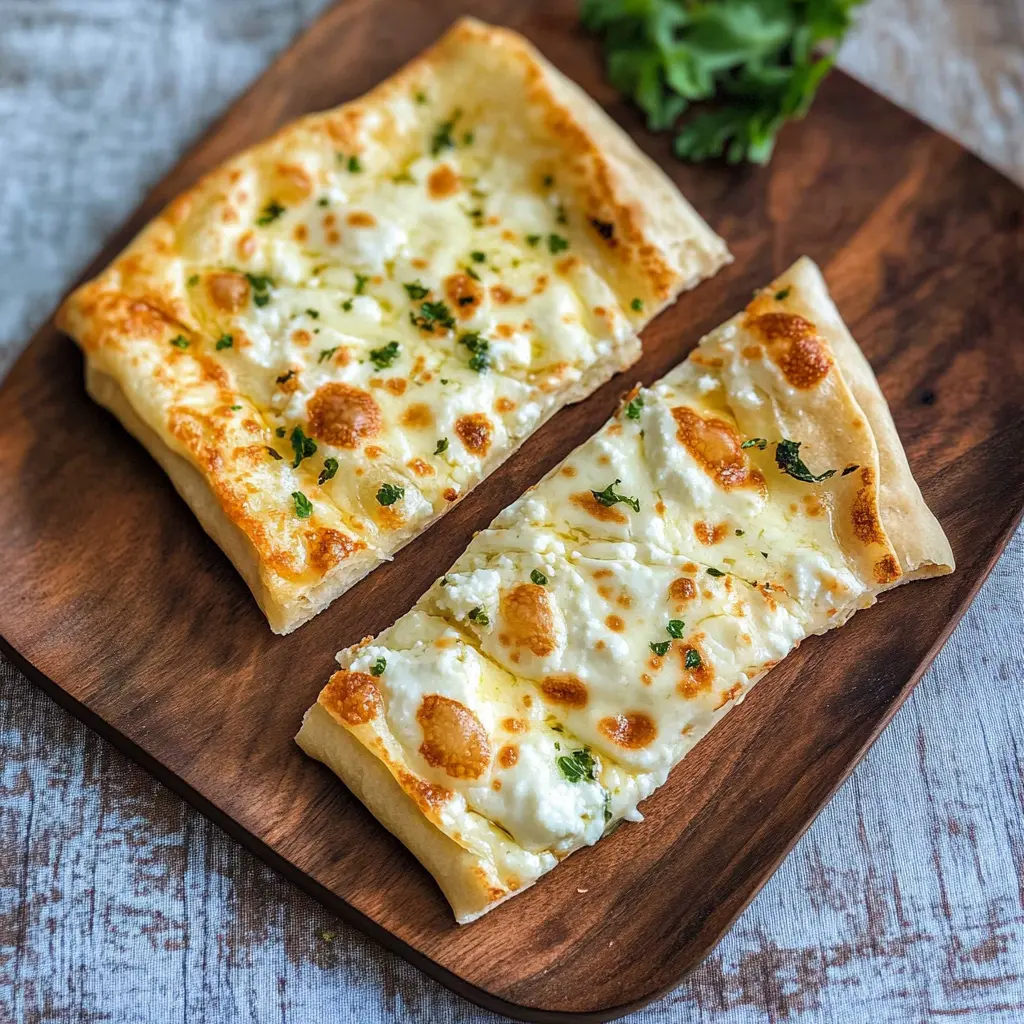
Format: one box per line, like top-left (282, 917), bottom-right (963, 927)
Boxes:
top-left (694, 521), bottom-right (729, 545)
top-left (417, 694), bottom-right (491, 780)
top-left (321, 670), bottom-right (381, 726)
top-left (605, 614), bottom-right (625, 632)
top-left (207, 271), bottom-right (250, 312)
top-left (500, 583), bottom-right (558, 657)
top-left (347, 211), bottom-right (377, 228)
top-left (598, 712), bottom-right (657, 749)
top-left (306, 528), bottom-right (361, 572)
top-left (455, 413), bottom-right (492, 457)
top-left (677, 639), bottom-right (715, 700)
top-left (307, 383), bottom-right (382, 449)
top-left (445, 273), bottom-right (483, 319)
top-left (672, 406), bottom-right (766, 493)
top-left (540, 674), bottom-right (588, 709)
top-left (498, 744), bottom-right (519, 769)
top-left (427, 164), bottom-right (461, 199)
top-left (874, 554), bottom-right (902, 584)
top-left (669, 578), bottom-right (697, 606)
top-left (571, 491), bottom-right (628, 524)
top-left (503, 717), bottom-right (527, 733)
top-left (850, 466), bottom-right (887, 545)
top-left (402, 404), bottom-right (433, 431)
top-left (745, 312), bottom-right (832, 389)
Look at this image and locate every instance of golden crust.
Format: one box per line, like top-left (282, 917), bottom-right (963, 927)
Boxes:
top-left (58, 17), bottom-right (728, 634)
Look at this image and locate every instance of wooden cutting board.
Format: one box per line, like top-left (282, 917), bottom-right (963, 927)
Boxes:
top-left (2, 1), bottom-right (1023, 1020)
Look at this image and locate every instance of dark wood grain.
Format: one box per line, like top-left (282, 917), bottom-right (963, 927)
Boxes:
top-left (1, 1), bottom-right (1023, 1020)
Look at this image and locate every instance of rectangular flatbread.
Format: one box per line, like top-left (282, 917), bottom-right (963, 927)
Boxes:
top-left (57, 17), bottom-right (729, 633)
top-left (296, 257), bottom-right (954, 922)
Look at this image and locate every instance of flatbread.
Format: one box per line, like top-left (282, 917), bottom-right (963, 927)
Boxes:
top-left (297, 256), bottom-right (953, 922)
top-left (57, 17), bottom-right (729, 633)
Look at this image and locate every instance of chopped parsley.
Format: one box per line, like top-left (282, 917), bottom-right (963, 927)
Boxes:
top-left (735, 529), bottom-right (745, 536)
top-left (341, 299), bottom-right (353, 312)
top-left (470, 250), bottom-right (486, 263)
top-left (464, 265), bottom-right (481, 281)
top-left (410, 300), bottom-right (456, 332)
top-left (459, 331), bottom-right (490, 372)
top-left (265, 446), bottom-right (283, 460)
top-left (415, 90), bottom-right (427, 104)
top-left (761, 551), bottom-right (769, 558)
top-left (591, 479), bottom-right (640, 513)
top-left (256, 200), bottom-right (285, 226)
top-left (434, 437), bottom-right (449, 455)
top-left (603, 790), bottom-right (613, 823)
top-left (215, 334), bottom-right (233, 350)
top-left (842, 463), bottom-right (860, 476)
top-left (230, 404), bottom-right (242, 411)
top-left (291, 491), bottom-right (313, 518)
top-left (556, 748), bottom-right (598, 784)
top-left (667, 619), bottom-right (685, 638)
top-left (376, 482), bottom-right (404, 506)
top-left (347, 155), bottom-right (362, 173)
top-left (775, 438), bottom-right (836, 483)
top-left (275, 369), bottom-right (296, 386)
top-left (530, 569), bottom-right (548, 586)
top-left (318, 347), bottom-right (339, 364)
top-left (468, 606), bottom-right (490, 626)
top-left (317, 196), bottom-right (330, 207)
top-left (555, 203), bottom-right (568, 225)
top-left (630, 297), bottom-right (644, 312)
top-left (186, 273), bottom-right (199, 287)
top-left (403, 280), bottom-right (429, 300)
top-left (775, 287), bottom-right (791, 301)
top-left (305, 308), bottom-right (320, 319)
top-left (318, 457), bottom-right (339, 485)
top-left (290, 426), bottom-right (317, 468)
top-left (245, 272), bottom-right (274, 307)
top-left (649, 640), bottom-right (671, 657)
top-left (369, 656), bottom-right (386, 677)
top-left (526, 234), bottom-right (541, 247)
top-left (369, 340), bottom-right (400, 369)
top-left (353, 273), bottom-right (369, 295)
top-left (741, 437), bottom-right (769, 450)
top-left (684, 649), bottom-right (703, 670)
top-left (169, 334), bottom-right (189, 349)
top-left (625, 395), bottom-right (644, 420)
top-left (430, 110), bottom-right (462, 156)
top-left (706, 567), bottom-right (726, 578)
top-left (462, 131), bottom-right (474, 146)
top-left (547, 233), bottom-right (569, 254)
top-left (275, 426), bottom-right (287, 438)
top-left (542, 174), bottom-right (554, 188)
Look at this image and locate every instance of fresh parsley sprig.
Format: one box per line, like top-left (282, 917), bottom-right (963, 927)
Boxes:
top-left (580, 0), bottom-right (866, 165)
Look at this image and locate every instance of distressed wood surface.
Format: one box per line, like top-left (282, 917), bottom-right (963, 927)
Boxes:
top-left (1, 1), bottom-right (1023, 1021)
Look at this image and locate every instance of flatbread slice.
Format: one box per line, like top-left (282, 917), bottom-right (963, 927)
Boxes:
top-left (57, 17), bottom-right (729, 633)
top-left (297, 257), bottom-right (953, 922)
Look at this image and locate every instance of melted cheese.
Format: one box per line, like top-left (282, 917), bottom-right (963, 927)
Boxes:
top-left (310, 275), bottom-right (911, 905)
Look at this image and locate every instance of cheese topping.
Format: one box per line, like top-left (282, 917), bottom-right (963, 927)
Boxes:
top-left (318, 283), bottom-right (905, 899)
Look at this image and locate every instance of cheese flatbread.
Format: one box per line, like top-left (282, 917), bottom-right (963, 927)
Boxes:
top-left (297, 257), bottom-right (953, 922)
top-left (57, 17), bottom-right (729, 633)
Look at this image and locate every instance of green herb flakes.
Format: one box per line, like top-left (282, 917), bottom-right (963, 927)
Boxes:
top-left (403, 281), bottom-right (429, 300)
top-left (169, 334), bottom-right (189, 349)
top-left (468, 606), bottom-right (490, 626)
top-left (547, 233), bottom-right (569, 254)
top-left (434, 437), bottom-right (449, 455)
top-left (290, 426), bottom-right (317, 468)
top-left (291, 491), bottom-right (313, 518)
top-left (667, 619), bottom-right (685, 638)
top-left (318, 347), bottom-right (338, 364)
top-left (369, 340), bottom-right (401, 369)
top-left (530, 569), bottom-right (548, 586)
top-left (741, 437), bottom-right (768, 450)
top-left (625, 395), bottom-right (644, 420)
top-left (775, 438), bottom-right (836, 483)
top-left (215, 334), bottom-right (233, 350)
top-left (705, 567), bottom-right (726, 578)
top-left (318, 458), bottom-right (339, 485)
top-left (591, 479), bottom-right (640, 513)
top-left (649, 640), bottom-right (671, 657)
top-left (376, 482), bottom-right (404, 506)
top-left (256, 200), bottom-right (285, 226)
top-left (556, 748), bottom-right (598, 784)
top-left (370, 656), bottom-right (386, 677)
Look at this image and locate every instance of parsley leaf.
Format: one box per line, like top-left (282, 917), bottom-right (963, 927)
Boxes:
top-left (256, 200), bottom-right (285, 225)
top-left (186, 273), bottom-right (199, 287)
top-left (526, 233), bottom-right (541, 247)
top-left (370, 656), bottom-right (386, 677)
top-left (741, 437), bottom-right (769, 450)
top-left (685, 648), bottom-right (703, 670)
top-left (775, 438), bottom-right (836, 483)
top-left (547, 233), bottom-right (569, 254)
top-left (630, 297), bottom-right (643, 312)
top-left (531, 569), bottom-right (548, 586)
top-left (667, 619), bottom-right (685, 638)
top-left (650, 640), bottom-right (671, 657)
top-left (468, 606), bottom-right (490, 626)
top-left (215, 334), bottom-right (233, 350)
top-left (376, 483), bottom-right (404, 506)
top-left (842, 463), bottom-right (860, 476)
top-left (430, 110), bottom-right (462, 156)
top-left (291, 491), bottom-right (313, 518)
top-left (775, 287), bottom-right (792, 301)
top-left (591, 479), bottom-right (640, 513)
top-left (318, 457), bottom-right (339, 485)
top-left (557, 748), bottom-right (598, 784)
top-left (470, 250), bottom-right (486, 263)
top-left (347, 155), bottom-right (362, 173)
top-left (404, 281), bottom-right (429, 300)
top-left (410, 300), bottom-right (455, 332)
top-left (434, 437), bottom-right (449, 455)
top-left (625, 395), bottom-right (644, 420)
top-left (290, 426), bottom-right (317, 468)
top-left (369, 341), bottom-right (400, 369)
top-left (318, 346), bottom-right (338, 364)
top-left (706, 567), bottom-right (726, 578)
top-left (169, 334), bottom-right (189, 349)
top-left (245, 272), bottom-right (273, 307)
top-left (265, 446), bottom-right (283, 460)
top-left (354, 273), bottom-right (369, 295)
top-left (582, 0), bottom-right (865, 165)
top-left (305, 308), bottom-right (320, 319)
top-left (459, 331), bottom-right (490, 372)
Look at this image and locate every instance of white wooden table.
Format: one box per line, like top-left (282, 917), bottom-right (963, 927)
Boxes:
top-left (2, 2), bottom-right (1022, 1021)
